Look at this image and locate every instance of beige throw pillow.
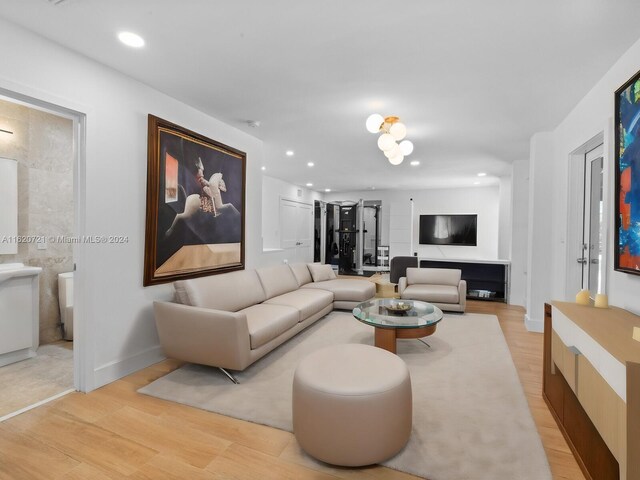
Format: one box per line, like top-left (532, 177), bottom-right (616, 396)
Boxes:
top-left (308, 263), bottom-right (337, 282)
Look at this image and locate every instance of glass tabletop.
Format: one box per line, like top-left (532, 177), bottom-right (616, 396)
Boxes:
top-left (352, 298), bottom-right (444, 329)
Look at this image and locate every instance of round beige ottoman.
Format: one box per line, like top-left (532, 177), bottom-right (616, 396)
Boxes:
top-left (292, 344), bottom-right (412, 466)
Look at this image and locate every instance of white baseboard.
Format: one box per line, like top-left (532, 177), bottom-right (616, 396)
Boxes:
top-left (524, 314), bottom-right (544, 333)
top-left (93, 345), bottom-right (165, 390)
top-left (0, 347), bottom-right (36, 368)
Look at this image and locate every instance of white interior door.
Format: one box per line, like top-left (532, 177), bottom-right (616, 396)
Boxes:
top-left (280, 198), bottom-right (313, 263)
top-left (296, 202), bottom-right (313, 262)
top-left (280, 199), bottom-right (298, 250)
top-left (566, 141), bottom-right (605, 298)
top-left (583, 153), bottom-right (604, 297)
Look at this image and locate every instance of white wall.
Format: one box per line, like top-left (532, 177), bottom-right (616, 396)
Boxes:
top-left (325, 185), bottom-right (501, 260)
top-left (261, 175), bottom-right (322, 261)
top-left (527, 35), bottom-right (640, 320)
top-left (526, 133), bottom-right (555, 331)
top-left (498, 176), bottom-right (512, 260)
top-left (0, 19), bottom-right (285, 390)
top-left (509, 159), bottom-right (529, 307)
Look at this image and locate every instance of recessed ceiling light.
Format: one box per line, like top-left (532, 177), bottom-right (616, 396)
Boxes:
top-left (473, 181), bottom-right (480, 185)
top-left (261, 166), bottom-right (266, 171)
top-left (410, 160), bottom-right (420, 166)
top-left (306, 183), bottom-right (313, 187)
top-left (286, 150), bottom-right (294, 156)
top-left (118, 31), bottom-right (145, 48)
top-left (307, 162), bottom-right (314, 167)
top-left (325, 188), bottom-right (331, 192)
top-left (477, 172), bottom-right (487, 177)
top-left (370, 187), bottom-right (376, 190)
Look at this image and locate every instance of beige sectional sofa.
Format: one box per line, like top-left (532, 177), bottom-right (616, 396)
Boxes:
top-left (398, 267), bottom-right (466, 313)
top-left (153, 263), bottom-right (375, 382)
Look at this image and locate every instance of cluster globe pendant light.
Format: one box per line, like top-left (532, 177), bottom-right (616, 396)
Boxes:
top-left (366, 114), bottom-right (414, 165)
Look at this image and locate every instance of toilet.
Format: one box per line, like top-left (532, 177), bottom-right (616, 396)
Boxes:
top-left (58, 272), bottom-right (74, 341)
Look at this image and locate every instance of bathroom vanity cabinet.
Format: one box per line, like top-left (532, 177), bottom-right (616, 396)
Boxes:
top-left (0, 263), bottom-right (42, 367)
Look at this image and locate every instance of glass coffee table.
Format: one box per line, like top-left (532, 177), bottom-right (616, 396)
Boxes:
top-left (352, 298), bottom-right (444, 354)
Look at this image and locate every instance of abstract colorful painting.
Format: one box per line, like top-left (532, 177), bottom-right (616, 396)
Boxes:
top-left (615, 69), bottom-right (640, 275)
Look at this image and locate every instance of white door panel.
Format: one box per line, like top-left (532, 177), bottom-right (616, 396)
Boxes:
top-left (280, 198), bottom-right (313, 263)
top-left (280, 199), bottom-right (299, 250)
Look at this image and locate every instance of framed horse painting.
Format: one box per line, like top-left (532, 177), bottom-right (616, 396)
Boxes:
top-left (144, 115), bottom-right (246, 286)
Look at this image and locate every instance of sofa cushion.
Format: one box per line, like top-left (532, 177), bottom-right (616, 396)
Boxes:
top-left (402, 284), bottom-right (459, 304)
top-left (174, 270), bottom-right (266, 312)
top-left (289, 263), bottom-right (312, 287)
top-left (240, 304), bottom-right (299, 350)
top-left (308, 263), bottom-right (337, 282)
top-left (256, 264), bottom-right (300, 299)
top-left (302, 279), bottom-right (376, 302)
top-left (406, 267), bottom-right (461, 287)
top-left (265, 288), bottom-right (333, 321)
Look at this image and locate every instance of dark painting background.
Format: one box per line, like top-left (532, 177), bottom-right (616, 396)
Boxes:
top-left (156, 130), bottom-right (243, 266)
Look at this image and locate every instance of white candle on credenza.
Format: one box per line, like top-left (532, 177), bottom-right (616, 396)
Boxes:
top-left (575, 289), bottom-right (590, 305)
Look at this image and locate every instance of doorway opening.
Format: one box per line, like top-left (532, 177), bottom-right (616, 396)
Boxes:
top-left (0, 90), bottom-right (85, 419)
top-left (362, 200), bottom-right (382, 271)
top-left (314, 199), bottom-right (385, 276)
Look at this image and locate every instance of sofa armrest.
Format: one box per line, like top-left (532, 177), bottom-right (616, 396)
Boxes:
top-left (153, 301), bottom-right (251, 371)
top-left (458, 280), bottom-right (467, 312)
top-left (398, 277), bottom-right (408, 295)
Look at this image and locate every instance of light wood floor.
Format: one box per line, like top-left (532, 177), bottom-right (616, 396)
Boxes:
top-left (0, 301), bottom-right (585, 480)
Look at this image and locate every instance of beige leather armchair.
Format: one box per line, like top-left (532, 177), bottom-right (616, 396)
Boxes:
top-left (398, 267), bottom-right (466, 313)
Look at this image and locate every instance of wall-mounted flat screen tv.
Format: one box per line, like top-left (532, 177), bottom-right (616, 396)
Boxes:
top-left (419, 214), bottom-right (477, 246)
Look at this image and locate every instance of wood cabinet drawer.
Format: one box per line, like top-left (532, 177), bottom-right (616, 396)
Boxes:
top-left (577, 354), bottom-right (626, 464)
top-left (551, 330), bottom-right (579, 392)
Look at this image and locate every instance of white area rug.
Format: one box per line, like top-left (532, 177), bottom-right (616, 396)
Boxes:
top-left (139, 312), bottom-right (551, 480)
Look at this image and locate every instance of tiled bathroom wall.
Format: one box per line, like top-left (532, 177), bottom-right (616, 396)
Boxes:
top-left (0, 98), bottom-right (73, 344)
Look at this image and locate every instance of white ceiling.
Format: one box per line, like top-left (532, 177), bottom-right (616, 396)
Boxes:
top-left (1, 0), bottom-right (639, 192)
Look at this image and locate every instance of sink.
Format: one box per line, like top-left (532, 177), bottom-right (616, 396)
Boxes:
top-left (0, 262), bottom-right (25, 270)
top-left (0, 263), bottom-right (42, 284)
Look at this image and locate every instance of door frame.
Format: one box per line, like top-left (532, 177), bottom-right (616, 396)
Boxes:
top-left (564, 133), bottom-right (606, 299)
top-left (0, 85), bottom-right (88, 393)
top-left (313, 200), bottom-right (327, 264)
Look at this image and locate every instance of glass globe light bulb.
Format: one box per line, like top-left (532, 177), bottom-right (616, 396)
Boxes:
top-left (366, 113), bottom-right (384, 133)
top-left (384, 143), bottom-right (400, 159)
top-left (388, 154), bottom-right (404, 165)
top-left (377, 133), bottom-right (396, 151)
top-left (399, 140), bottom-right (414, 156)
top-left (389, 122), bottom-right (407, 141)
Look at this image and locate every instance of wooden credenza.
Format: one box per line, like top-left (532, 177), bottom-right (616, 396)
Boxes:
top-left (544, 302), bottom-right (640, 480)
